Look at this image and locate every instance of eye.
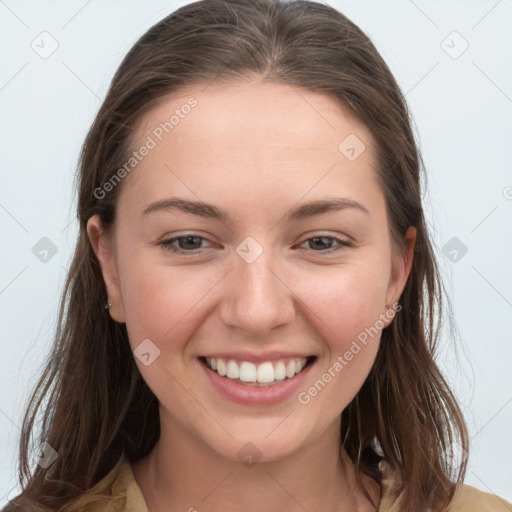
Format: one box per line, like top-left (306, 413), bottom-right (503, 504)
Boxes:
top-left (298, 235), bottom-right (352, 254)
top-left (158, 234), bottom-right (352, 255)
top-left (158, 235), bottom-right (212, 254)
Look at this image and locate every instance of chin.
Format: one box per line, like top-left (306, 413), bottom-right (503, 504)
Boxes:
top-left (209, 422), bottom-right (312, 466)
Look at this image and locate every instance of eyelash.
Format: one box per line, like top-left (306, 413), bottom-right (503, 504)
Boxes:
top-left (158, 234), bottom-right (352, 255)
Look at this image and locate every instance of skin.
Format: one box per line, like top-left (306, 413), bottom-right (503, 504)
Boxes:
top-left (87, 78), bottom-right (416, 512)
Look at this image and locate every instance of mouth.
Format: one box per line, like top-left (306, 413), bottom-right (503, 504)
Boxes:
top-left (198, 355), bottom-right (317, 387)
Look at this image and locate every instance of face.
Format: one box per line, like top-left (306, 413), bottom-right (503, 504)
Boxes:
top-left (88, 79), bottom-right (415, 464)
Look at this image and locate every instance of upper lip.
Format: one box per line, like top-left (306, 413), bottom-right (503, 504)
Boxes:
top-left (200, 351), bottom-right (316, 364)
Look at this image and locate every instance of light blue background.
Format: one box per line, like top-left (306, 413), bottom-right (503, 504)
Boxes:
top-left (1, 0), bottom-right (511, 504)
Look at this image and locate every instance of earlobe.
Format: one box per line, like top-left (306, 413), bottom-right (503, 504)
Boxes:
top-left (86, 215), bottom-right (126, 323)
top-left (384, 226), bottom-right (417, 319)
top-left (402, 226), bottom-right (416, 280)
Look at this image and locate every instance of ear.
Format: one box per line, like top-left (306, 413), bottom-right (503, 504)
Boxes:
top-left (383, 226), bottom-right (416, 324)
top-left (86, 215), bottom-right (126, 323)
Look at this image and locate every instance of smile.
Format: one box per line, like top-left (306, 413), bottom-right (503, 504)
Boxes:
top-left (200, 356), bottom-right (316, 386)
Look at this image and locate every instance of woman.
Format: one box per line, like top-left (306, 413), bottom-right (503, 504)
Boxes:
top-left (4, 1), bottom-right (510, 511)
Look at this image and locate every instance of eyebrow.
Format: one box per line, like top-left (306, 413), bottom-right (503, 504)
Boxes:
top-left (142, 196), bottom-right (370, 223)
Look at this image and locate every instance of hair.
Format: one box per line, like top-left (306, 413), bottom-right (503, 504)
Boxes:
top-left (3, 1), bottom-right (469, 511)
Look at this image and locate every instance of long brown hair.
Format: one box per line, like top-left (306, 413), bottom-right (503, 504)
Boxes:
top-left (3, 1), bottom-right (469, 510)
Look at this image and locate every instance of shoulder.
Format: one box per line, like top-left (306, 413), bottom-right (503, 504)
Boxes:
top-left (447, 483), bottom-right (512, 511)
top-left (378, 460), bottom-right (511, 512)
top-left (68, 458), bottom-right (147, 512)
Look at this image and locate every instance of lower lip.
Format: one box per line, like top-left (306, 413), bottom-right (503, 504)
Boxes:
top-left (199, 358), bottom-right (315, 406)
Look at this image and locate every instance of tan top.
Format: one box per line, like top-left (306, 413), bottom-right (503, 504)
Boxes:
top-left (70, 457), bottom-right (512, 512)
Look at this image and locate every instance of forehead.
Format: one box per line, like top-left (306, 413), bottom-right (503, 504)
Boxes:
top-left (135, 79), bottom-right (374, 155)
top-left (120, 79), bottom-right (382, 216)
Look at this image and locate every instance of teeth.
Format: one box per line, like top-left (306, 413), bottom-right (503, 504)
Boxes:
top-left (204, 356), bottom-right (310, 384)
top-left (240, 361), bottom-right (257, 382)
top-left (274, 361), bottom-right (286, 380)
top-left (226, 360), bottom-right (240, 379)
top-left (286, 360), bottom-right (296, 378)
top-left (217, 358), bottom-right (226, 376)
top-left (257, 362), bottom-right (274, 383)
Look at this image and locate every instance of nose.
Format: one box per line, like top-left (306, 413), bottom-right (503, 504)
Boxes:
top-left (218, 249), bottom-right (296, 337)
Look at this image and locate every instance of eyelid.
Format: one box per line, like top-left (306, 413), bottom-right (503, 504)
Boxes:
top-left (296, 234), bottom-right (352, 253)
top-left (158, 231), bottom-right (353, 255)
top-left (298, 231), bottom-right (352, 244)
top-left (158, 234), bottom-right (214, 253)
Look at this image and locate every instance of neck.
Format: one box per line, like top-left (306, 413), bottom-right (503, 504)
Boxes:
top-left (133, 414), bottom-right (381, 512)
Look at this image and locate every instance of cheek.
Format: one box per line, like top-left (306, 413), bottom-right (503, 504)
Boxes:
top-left (118, 243), bottom-right (390, 351)
top-left (294, 258), bottom-right (389, 342)
top-left (117, 237), bottom-right (389, 399)
top-left (118, 260), bottom-right (222, 403)
top-left (293, 261), bottom-right (387, 405)
top-left (117, 250), bottom-right (224, 355)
